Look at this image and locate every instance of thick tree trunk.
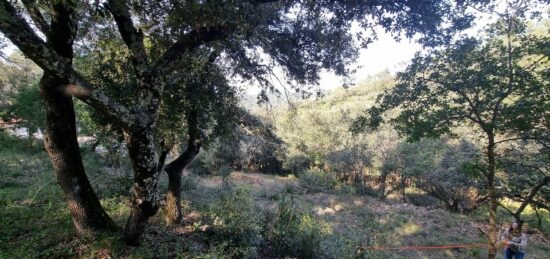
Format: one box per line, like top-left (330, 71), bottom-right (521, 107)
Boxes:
top-left (123, 127), bottom-right (160, 245)
top-left (38, 1), bottom-right (117, 235)
top-left (486, 134), bottom-right (497, 259)
top-left (165, 111), bottom-right (201, 224)
top-left (41, 75), bottom-right (118, 235)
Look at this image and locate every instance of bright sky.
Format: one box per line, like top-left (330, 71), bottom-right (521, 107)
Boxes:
top-left (239, 27), bottom-right (423, 97)
top-left (317, 31), bottom-right (421, 91)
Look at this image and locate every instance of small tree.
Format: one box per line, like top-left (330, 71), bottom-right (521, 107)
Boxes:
top-left (417, 139), bottom-right (485, 213)
top-left (353, 7), bottom-right (549, 258)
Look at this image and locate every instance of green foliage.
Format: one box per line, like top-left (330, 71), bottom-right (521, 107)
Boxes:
top-left (189, 150), bottom-right (221, 176)
top-left (190, 110), bottom-right (285, 175)
top-left (80, 141), bottom-right (134, 197)
top-left (0, 53), bottom-right (44, 134)
top-left (5, 83), bottom-right (45, 134)
top-left (0, 131), bottom-right (55, 202)
top-left (267, 193), bottom-right (333, 258)
top-left (180, 173), bottom-right (199, 192)
top-left (417, 139), bottom-right (485, 211)
top-left (0, 131), bottom-right (72, 258)
top-left (271, 72), bottom-right (395, 187)
top-left (298, 168), bottom-right (339, 193)
top-left (282, 151), bottom-right (312, 174)
top-left (158, 54), bottom-right (240, 151)
top-left (206, 181), bottom-right (263, 258)
top-left (499, 140), bottom-right (549, 218)
top-left (353, 15), bottom-right (549, 218)
top-left (326, 143), bottom-right (373, 187)
top-left (0, 201), bottom-right (73, 258)
top-left (355, 19), bottom-right (549, 142)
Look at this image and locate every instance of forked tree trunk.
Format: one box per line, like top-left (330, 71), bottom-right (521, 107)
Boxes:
top-left (165, 111), bottom-right (201, 224)
top-left (123, 127), bottom-right (161, 245)
top-left (39, 1), bottom-right (117, 235)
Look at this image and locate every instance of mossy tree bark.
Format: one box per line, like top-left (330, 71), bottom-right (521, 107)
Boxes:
top-left (122, 127), bottom-right (160, 244)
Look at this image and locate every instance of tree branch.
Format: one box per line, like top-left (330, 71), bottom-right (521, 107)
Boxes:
top-left (67, 73), bottom-right (136, 128)
top-left (0, 0), bottom-right (63, 74)
top-left (493, 136), bottom-right (544, 146)
top-left (524, 55), bottom-right (548, 71)
top-left (106, 0), bottom-right (151, 84)
top-left (513, 176), bottom-right (550, 217)
top-left (469, 195), bottom-right (490, 211)
top-left (22, 0), bottom-right (50, 35)
top-left (0, 0), bottom-right (135, 128)
top-left (529, 199), bottom-right (550, 212)
top-left (497, 200), bottom-right (516, 216)
top-left (152, 25), bottom-right (229, 77)
top-left (422, 76), bottom-right (485, 126)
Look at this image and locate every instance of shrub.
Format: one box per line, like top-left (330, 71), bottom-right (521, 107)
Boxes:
top-left (192, 110), bottom-right (285, 175)
top-left (283, 152), bottom-right (311, 174)
top-left (335, 182), bottom-right (356, 194)
top-left (298, 168), bottom-right (339, 193)
top-left (407, 192), bottom-right (441, 207)
top-left (267, 194), bottom-right (333, 258)
top-left (81, 146), bottom-right (133, 197)
top-left (416, 140), bottom-right (483, 212)
top-left (180, 173), bottom-right (198, 191)
top-left (189, 151), bottom-right (222, 176)
top-left (206, 181), bottom-right (263, 258)
top-left (325, 145), bottom-right (372, 185)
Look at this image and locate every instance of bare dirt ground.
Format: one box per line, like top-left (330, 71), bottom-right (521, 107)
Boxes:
top-left (177, 172), bottom-right (550, 259)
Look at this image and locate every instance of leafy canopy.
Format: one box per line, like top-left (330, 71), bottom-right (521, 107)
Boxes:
top-left (352, 18), bottom-right (549, 142)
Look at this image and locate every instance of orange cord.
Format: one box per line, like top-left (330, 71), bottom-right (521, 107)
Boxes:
top-left (363, 244), bottom-right (488, 251)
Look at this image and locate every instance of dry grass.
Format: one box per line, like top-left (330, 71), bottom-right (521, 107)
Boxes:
top-left (3, 167), bottom-right (548, 258)
top-left (186, 171), bottom-right (550, 259)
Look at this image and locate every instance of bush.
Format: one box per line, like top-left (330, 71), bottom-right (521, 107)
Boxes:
top-left (180, 173), bottom-right (198, 191)
top-left (267, 194), bottom-right (334, 258)
top-left (283, 152), bottom-right (311, 174)
top-left (206, 181), bottom-right (263, 258)
top-left (82, 145), bottom-right (133, 197)
top-left (298, 168), bottom-right (339, 193)
top-left (407, 192), bottom-right (441, 207)
top-left (325, 145), bottom-right (372, 184)
top-left (416, 140), bottom-right (483, 212)
top-left (189, 151), bottom-right (222, 176)
top-left (335, 182), bottom-right (356, 194)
